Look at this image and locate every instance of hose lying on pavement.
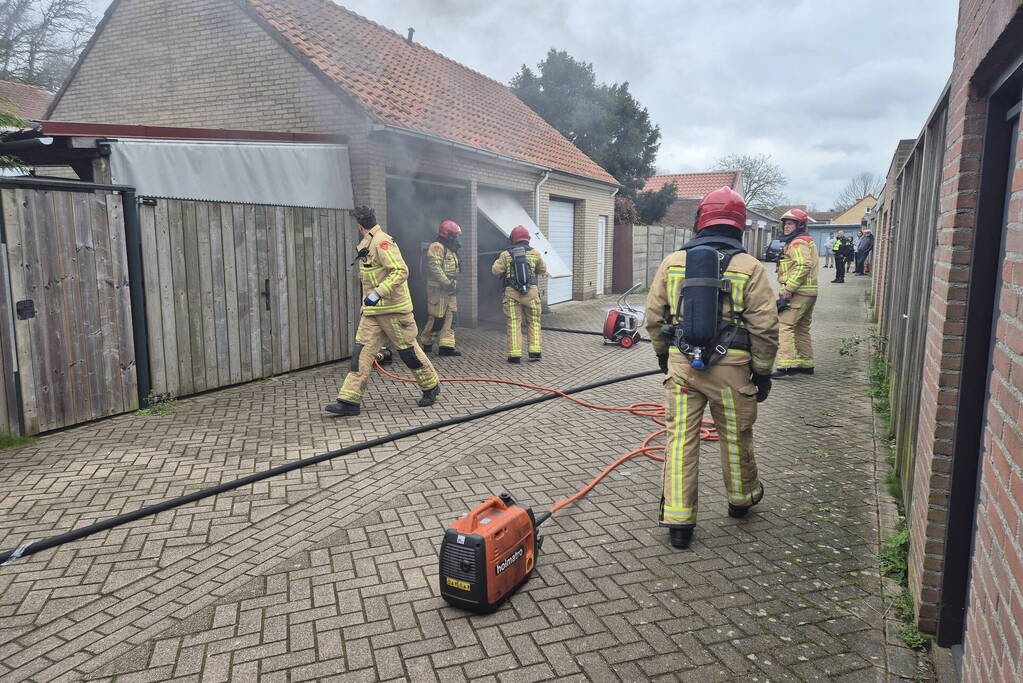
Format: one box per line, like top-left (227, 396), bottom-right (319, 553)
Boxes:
top-left (0, 369), bottom-right (661, 566)
top-left (373, 361), bottom-right (719, 526)
top-left (541, 326), bottom-right (651, 342)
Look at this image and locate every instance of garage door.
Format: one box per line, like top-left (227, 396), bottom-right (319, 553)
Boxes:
top-left (547, 200), bottom-right (575, 304)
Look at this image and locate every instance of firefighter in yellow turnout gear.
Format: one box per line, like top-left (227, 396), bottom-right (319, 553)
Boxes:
top-left (491, 225), bottom-right (547, 363)
top-left (325, 206), bottom-right (440, 417)
top-left (772, 208), bottom-right (818, 377)
top-left (419, 220), bottom-right (463, 356)
top-left (646, 188), bottom-right (779, 549)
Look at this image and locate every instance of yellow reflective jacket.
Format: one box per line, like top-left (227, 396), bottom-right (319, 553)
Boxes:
top-left (645, 250), bottom-right (779, 375)
top-left (355, 225), bottom-right (413, 315)
top-left (778, 235), bottom-right (819, 296)
top-left (491, 247), bottom-right (548, 303)
top-left (425, 240), bottom-right (459, 311)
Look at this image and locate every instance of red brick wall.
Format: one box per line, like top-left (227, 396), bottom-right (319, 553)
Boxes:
top-left (910, 0), bottom-right (1005, 629)
top-left (961, 98), bottom-right (1023, 683)
top-left (907, 0), bottom-right (1023, 659)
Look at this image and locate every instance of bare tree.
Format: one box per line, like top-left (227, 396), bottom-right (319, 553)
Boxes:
top-left (833, 172), bottom-right (884, 211)
top-left (713, 153), bottom-right (787, 211)
top-left (0, 0), bottom-right (96, 92)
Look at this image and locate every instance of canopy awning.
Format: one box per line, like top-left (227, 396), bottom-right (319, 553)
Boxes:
top-left (476, 186), bottom-right (571, 278)
top-left (108, 139), bottom-right (354, 209)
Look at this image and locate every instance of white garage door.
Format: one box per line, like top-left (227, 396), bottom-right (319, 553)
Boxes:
top-left (547, 200), bottom-right (575, 304)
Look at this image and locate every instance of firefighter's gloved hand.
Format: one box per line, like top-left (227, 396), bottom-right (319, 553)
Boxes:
top-left (363, 291), bottom-right (381, 307)
top-left (657, 354), bottom-right (669, 374)
top-left (752, 373), bottom-right (772, 403)
top-left (447, 281), bottom-right (458, 294)
top-left (775, 298), bottom-right (790, 313)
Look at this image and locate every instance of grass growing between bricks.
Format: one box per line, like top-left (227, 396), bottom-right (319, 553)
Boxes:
top-left (870, 353), bottom-right (930, 650)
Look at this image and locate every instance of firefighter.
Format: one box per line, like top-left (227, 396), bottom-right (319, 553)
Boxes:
top-left (325, 206), bottom-right (440, 416)
top-left (773, 208), bottom-right (818, 377)
top-left (646, 187), bottom-right (779, 549)
top-left (419, 220), bottom-right (462, 356)
top-left (491, 225), bottom-right (547, 363)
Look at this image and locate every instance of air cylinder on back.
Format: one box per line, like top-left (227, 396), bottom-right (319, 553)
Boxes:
top-left (680, 246), bottom-right (722, 369)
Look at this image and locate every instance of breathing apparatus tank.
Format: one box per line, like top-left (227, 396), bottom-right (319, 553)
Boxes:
top-left (510, 245), bottom-right (532, 295)
top-left (678, 246), bottom-right (731, 369)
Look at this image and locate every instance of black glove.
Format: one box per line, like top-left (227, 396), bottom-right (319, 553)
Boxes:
top-left (447, 281), bottom-right (458, 294)
top-left (752, 373), bottom-right (772, 403)
top-left (776, 298), bottom-right (790, 313)
top-left (657, 354), bottom-right (669, 374)
top-left (363, 291), bottom-right (381, 306)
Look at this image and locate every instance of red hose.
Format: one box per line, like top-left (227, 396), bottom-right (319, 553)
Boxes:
top-left (373, 359), bottom-right (718, 518)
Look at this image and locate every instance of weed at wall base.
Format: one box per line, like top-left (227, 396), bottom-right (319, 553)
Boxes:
top-left (137, 393), bottom-right (176, 416)
top-left (0, 433), bottom-right (37, 449)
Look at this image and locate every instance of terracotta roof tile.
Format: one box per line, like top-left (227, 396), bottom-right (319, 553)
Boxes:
top-left (0, 80), bottom-right (53, 120)
top-left (642, 170), bottom-right (741, 197)
top-left (243, 0), bottom-right (617, 185)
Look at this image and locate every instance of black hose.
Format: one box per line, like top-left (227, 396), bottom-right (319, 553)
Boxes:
top-left (541, 326), bottom-right (652, 343)
top-left (0, 369), bottom-right (659, 565)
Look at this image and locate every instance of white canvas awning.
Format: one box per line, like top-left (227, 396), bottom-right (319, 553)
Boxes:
top-left (108, 139), bottom-right (355, 209)
top-left (476, 187), bottom-right (571, 278)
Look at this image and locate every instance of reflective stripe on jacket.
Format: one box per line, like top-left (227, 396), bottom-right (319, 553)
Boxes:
top-left (778, 235), bottom-right (819, 296)
top-left (357, 225), bottom-right (413, 315)
top-left (645, 250), bottom-right (779, 375)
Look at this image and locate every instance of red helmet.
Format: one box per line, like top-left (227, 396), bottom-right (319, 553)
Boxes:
top-left (695, 187), bottom-right (746, 232)
top-left (780, 208), bottom-right (809, 228)
top-left (510, 225), bottom-right (530, 243)
top-left (438, 220), bottom-right (461, 239)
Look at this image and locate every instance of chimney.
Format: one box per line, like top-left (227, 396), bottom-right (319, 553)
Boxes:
top-left (406, 27), bottom-right (415, 44)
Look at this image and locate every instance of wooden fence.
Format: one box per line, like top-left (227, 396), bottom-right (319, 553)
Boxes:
top-left (632, 223), bottom-right (771, 289)
top-left (875, 90), bottom-right (948, 506)
top-left (0, 178), bottom-right (358, 435)
top-left (1, 182), bottom-right (138, 435)
top-left (139, 200), bottom-right (357, 398)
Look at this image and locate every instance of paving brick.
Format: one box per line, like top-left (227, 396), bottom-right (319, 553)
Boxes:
top-left (0, 280), bottom-right (919, 680)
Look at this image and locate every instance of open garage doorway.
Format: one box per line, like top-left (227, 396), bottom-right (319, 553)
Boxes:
top-left (385, 175), bottom-right (468, 325)
top-left (477, 211), bottom-right (511, 324)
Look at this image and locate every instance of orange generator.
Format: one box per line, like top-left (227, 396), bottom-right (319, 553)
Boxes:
top-left (439, 492), bottom-right (542, 612)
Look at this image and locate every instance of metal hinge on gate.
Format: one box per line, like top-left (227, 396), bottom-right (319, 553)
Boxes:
top-left (15, 300), bottom-right (35, 320)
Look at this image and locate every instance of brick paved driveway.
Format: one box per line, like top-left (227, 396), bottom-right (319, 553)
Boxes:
top-left (0, 274), bottom-right (916, 681)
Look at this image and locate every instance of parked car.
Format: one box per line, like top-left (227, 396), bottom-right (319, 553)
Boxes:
top-left (763, 239), bottom-right (785, 262)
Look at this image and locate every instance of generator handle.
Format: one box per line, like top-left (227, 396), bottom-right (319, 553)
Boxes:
top-left (467, 495), bottom-right (507, 530)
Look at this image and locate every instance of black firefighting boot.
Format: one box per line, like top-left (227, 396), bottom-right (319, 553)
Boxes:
top-left (421, 345), bottom-right (433, 354)
top-left (528, 352), bottom-right (542, 362)
top-left (795, 367), bottom-right (815, 375)
top-left (508, 356), bottom-right (522, 364)
top-left (669, 525), bottom-right (695, 549)
top-left (325, 400), bottom-right (360, 417)
top-left (418, 384), bottom-right (441, 407)
top-left (771, 368), bottom-right (797, 378)
top-left (439, 347), bottom-right (461, 357)
top-left (728, 483), bottom-right (765, 519)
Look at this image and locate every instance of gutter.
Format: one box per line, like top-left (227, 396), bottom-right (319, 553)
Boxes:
top-left (372, 123), bottom-right (621, 190)
top-left (534, 171), bottom-right (550, 223)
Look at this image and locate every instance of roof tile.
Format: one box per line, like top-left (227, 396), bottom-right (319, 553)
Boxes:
top-left (244, 0), bottom-right (617, 184)
top-left (0, 80), bottom-right (53, 120)
top-left (642, 170), bottom-right (741, 197)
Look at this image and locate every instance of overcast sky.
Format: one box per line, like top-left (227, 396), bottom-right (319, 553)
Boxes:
top-left (88, 0), bottom-right (956, 209)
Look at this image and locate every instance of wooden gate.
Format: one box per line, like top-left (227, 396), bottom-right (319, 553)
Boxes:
top-left (0, 182), bottom-right (138, 435)
top-left (138, 199), bottom-right (357, 397)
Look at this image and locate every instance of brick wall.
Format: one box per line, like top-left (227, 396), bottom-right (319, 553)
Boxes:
top-left (961, 52), bottom-right (1023, 683)
top-left (902, 0), bottom-right (1023, 656)
top-left (540, 176), bottom-right (614, 301)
